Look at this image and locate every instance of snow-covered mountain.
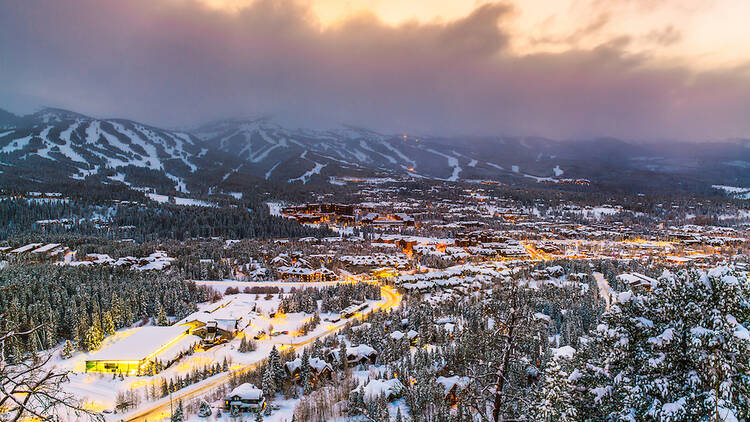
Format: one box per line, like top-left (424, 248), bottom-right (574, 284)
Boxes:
top-left (0, 108), bottom-right (208, 192)
top-left (193, 118), bottom-right (571, 184)
top-left (1, 107), bottom-right (748, 194)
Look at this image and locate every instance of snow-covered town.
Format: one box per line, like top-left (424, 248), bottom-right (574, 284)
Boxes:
top-left (3, 2), bottom-right (750, 420)
top-left (0, 180), bottom-right (748, 422)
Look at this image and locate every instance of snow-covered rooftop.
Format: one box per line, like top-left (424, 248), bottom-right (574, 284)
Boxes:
top-left (87, 325), bottom-right (195, 362)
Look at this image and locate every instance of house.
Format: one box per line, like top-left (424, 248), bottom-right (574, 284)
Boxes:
top-left (179, 297), bottom-right (255, 346)
top-left (616, 272), bottom-right (658, 290)
top-left (327, 344), bottom-right (377, 365)
top-left (436, 376), bottom-right (469, 405)
top-left (224, 383), bottom-right (265, 412)
top-left (354, 378), bottom-right (404, 401)
top-left (9, 243), bottom-right (42, 256)
top-left (284, 357), bottom-right (333, 382)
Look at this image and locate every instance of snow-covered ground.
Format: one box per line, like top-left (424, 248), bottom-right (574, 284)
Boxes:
top-left (46, 283), bottom-right (395, 421)
top-left (146, 193), bottom-right (215, 207)
top-left (713, 184), bottom-right (750, 199)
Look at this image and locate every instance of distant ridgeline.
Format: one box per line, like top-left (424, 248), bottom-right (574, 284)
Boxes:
top-left (0, 191), bottom-right (330, 241)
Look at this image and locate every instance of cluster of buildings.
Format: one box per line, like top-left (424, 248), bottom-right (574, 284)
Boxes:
top-left (281, 203), bottom-right (416, 227)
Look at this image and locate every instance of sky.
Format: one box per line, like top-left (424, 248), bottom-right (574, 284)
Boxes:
top-left (1, 0), bottom-right (749, 141)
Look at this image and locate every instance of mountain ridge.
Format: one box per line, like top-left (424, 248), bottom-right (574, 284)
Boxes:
top-left (0, 107), bottom-right (747, 195)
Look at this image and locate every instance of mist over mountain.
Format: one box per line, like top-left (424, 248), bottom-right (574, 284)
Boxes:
top-left (0, 107), bottom-right (748, 196)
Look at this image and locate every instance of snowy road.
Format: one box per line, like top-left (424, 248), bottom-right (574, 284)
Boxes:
top-left (593, 272), bottom-right (613, 309)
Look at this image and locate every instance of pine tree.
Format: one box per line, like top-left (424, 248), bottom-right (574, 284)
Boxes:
top-left (300, 347), bottom-right (312, 393)
top-left (157, 306), bottom-right (169, 326)
top-left (161, 379), bottom-right (169, 398)
top-left (61, 340), bottom-right (74, 359)
top-left (529, 356), bottom-right (578, 421)
top-left (339, 341), bottom-right (349, 370)
top-left (571, 267), bottom-right (750, 421)
top-left (262, 366), bottom-right (276, 400)
top-left (103, 311), bottom-right (115, 336)
top-left (83, 324), bottom-right (102, 351)
top-left (311, 338), bottom-right (323, 358)
top-left (197, 399), bottom-right (212, 417)
top-left (170, 400), bottom-right (184, 422)
top-left (268, 346), bottom-right (285, 390)
top-left (255, 410), bottom-right (263, 422)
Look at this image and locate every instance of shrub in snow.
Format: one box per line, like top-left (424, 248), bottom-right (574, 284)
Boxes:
top-left (197, 400), bottom-right (211, 417)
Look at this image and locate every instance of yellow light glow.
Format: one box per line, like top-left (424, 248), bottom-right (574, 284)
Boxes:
top-left (190, 0), bottom-right (750, 70)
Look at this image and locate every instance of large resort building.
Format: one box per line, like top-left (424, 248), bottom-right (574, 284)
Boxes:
top-left (85, 296), bottom-right (253, 375)
top-left (85, 325), bottom-right (200, 375)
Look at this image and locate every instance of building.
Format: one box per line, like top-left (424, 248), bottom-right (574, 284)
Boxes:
top-left (327, 344), bottom-right (377, 365)
top-left (225, 383), bottom-right (265, 412)
top-left (277, 265), bottom-right (337, 282)
top-left (180, 297), bottom-right (254, 347)
top-left (85, 325), bottom-right (199, 375)
top-left (617, 272), bottom-right (658, 290)
top-left (285, 357), bottom-right (333, 383)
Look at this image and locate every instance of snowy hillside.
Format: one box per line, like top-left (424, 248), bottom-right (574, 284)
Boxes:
top-left (2, 107), bottom-right (749, 193)
top-left (0, 108), bottom-right (204, 191)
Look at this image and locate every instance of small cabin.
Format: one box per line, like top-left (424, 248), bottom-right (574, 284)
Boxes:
top-left (224, 383), bottom-right (265, 412)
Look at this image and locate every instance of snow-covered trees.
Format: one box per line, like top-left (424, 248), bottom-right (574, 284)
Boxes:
top-left (170, 400), bottom-right (184, 422)
top-left (102, 312), bottom-right (115, 336)
top-left (157, 306), bottom-right (169, 326)
top-left (82, 324), bottom-right (103, 352)
top-left (528, 353), bottom-right (578, 422)
top-left (0, 263), bottom-right (211, 357)
top-left (300, 348), bottom-right (312, 394)
top-left (61, 340), bottom-right (73, 359)
top-left (572, 267), bottom-right (750, 421)
top-left (197, 400), bottom-right (212, 418)
top-left (239, 336), bottom-right (257, 353)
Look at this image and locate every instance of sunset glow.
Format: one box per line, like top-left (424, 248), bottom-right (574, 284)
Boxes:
top-left (193, 0), bottom-right (750, 67)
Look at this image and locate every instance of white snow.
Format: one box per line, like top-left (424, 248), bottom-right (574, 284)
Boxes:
top-left (1, 135), bottom-right (32, 153)
top-left (553, 165), bottom-right (564, 176)
top-left (146, 193), bottom-right (215, 207)
top-left (266, 202), bottom-right (285, 216)
top-left (712, 185), bottom-right (750, 199)
top-left (487, 162), bottom-right (504, 171)
top-left (265, 161), bottom-right (281, 180)
top-left (550, 345), bottom-right (575, 359)
top-left (660, 398), bottom-right (686, 417)
top-left (358, 378), bottom-right (404, 400)
top-left (288, 162), bottom-right (326, 184)
top-left (88, 325), bottom-right (196, 362)
top-left (381, 141), bottom-right (416, 166)
top-left (427, 148), bottom-right (462, 181)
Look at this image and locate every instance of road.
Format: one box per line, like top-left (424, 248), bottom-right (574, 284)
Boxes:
top-left (593, 272), bottom-right (613, 309)
top-left (122, 283), bottom-right (401, 422)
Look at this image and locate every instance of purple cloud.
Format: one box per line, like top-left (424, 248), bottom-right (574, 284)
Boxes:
top-left (0, 0), bottom-right (748, 141)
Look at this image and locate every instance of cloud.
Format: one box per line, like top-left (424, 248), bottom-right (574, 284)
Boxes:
top-left (0, 0), bottom-right (749, 141)
top-left (644, 25), bottom-right (682, 46)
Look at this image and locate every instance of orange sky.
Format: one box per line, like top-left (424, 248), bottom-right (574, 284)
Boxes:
top-left (194, 0), bottom-right (750, 69)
